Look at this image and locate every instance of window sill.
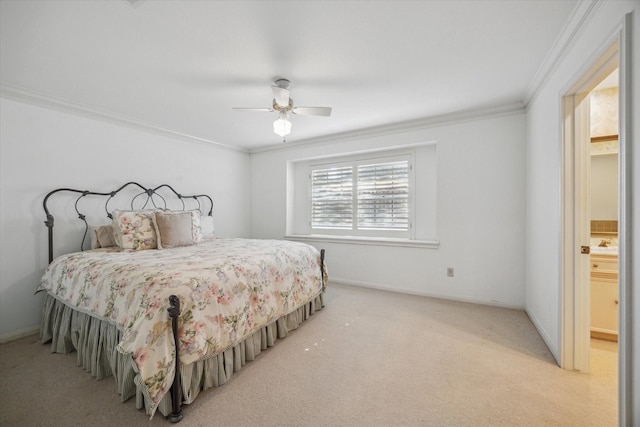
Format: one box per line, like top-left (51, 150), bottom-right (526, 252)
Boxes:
top-left (284, 234), bottom-right (440, 249)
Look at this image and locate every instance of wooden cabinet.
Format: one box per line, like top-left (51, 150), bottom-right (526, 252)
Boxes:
top-left (590, 253), bottom-right (618, 341)
top-left (590, 256), bottom-right (617, 277)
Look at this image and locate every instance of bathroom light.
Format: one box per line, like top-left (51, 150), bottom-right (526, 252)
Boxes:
top-left (273, 116), bottom-right (292, 138)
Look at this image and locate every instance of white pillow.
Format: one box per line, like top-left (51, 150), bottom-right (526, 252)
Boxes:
top-left (201, 215), bottom-right (215, 238)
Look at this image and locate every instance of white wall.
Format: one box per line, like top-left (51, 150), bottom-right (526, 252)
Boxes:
top-left (591, 153), bottom-right (618, 220)
top-left (0, 97), bottom-right (251, 341)
top-left (525, 0), bottom-right (639, 421)
top-left (251, 112), bottom-right (526, 308)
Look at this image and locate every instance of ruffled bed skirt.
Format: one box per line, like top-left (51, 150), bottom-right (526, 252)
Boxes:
top-left (39, 292), bottom-right (324, 416)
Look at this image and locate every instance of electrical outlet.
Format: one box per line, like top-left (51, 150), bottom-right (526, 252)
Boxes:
top-left (447, 268), bottom-right (454, 277)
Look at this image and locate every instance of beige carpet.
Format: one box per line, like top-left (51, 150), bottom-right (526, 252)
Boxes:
top-left (0, 283), bottom-right (617, 426)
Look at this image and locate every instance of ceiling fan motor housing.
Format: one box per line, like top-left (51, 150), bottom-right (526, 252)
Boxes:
top-left (273, 98), bottom-right (293, 112)
top-left (274, 78), bottom-right (291, 89)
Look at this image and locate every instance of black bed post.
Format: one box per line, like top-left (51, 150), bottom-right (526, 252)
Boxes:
top-left (167, 295), bottom-right (183, 423)
top-left (45, 214), bottom-right (54, 264)
top-left (320, 249), bottom-right (325, 288)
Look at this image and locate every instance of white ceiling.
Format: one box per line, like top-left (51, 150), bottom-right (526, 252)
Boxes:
top-left (0, 0), bottom-right (579, 151)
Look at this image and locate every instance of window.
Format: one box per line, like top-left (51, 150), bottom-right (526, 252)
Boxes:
top-left (310, 155), bottom-right (412, 238)
top-left (311, 165), bottom-right (353, 229)
top-left (286, 143), bottom-right (437, 246)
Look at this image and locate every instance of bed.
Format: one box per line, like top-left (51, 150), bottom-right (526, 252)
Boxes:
top-left (37, 182), bottom-right (326, 422)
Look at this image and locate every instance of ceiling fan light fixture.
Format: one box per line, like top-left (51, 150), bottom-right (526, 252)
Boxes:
top-left (233, 78), bottom-right (331, 141)
top-left (273, 116), bottom-right (292, 137)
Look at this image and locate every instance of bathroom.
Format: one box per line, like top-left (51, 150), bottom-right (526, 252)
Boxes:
top-left (589, 69), bottom-right (619, 345)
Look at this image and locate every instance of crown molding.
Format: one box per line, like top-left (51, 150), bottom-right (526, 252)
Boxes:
top-left (0, 83), bottom-right (247, 153)
top-left (523, 0), bottom-right (602, 106)
top-left (1, 82), bottom-right (525, 156)
top-left (249, 102), bottom-right (526, 154)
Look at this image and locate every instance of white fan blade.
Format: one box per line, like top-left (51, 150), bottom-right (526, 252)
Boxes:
top-left (232, 108), bottom-right (273, 112)
top-left (292, 106), bottom-right (332, 116)
top-left (272, 86), bottom-right (290, 108)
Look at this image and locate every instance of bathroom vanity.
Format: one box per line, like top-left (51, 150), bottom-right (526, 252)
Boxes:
top-left (590, 250), bottom-right (619, 341)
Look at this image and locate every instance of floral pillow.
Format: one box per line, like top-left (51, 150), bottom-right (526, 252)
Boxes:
top-left (190, 209), bottom-right (203, 243)
top-left (111, 210), bottom-right (158, 251)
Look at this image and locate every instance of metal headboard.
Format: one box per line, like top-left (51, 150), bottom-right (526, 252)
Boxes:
top-left (43, 182), bottom-right (213, 263)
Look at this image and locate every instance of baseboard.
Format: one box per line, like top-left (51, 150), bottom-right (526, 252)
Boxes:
top-left (524, 309), bottom-right (560, 364)
top-left (0, 326), bottom-right (39, 344)
top-left (330, 277), bottom-right (525, 310)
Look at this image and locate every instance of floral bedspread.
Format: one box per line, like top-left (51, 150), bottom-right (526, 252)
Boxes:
top-left (38, 238), bottom-right (325, 416)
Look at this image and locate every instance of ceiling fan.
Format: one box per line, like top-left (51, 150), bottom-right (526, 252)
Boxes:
top-left (233, 79), bottom-right (332, 141)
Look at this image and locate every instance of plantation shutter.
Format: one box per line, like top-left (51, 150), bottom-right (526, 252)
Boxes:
top-left (357, 160), bottom-right (409, 230)
top-left (311, 165), bottom-right (353, 229)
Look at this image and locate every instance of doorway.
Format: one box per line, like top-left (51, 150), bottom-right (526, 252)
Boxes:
top-left (587, 68), bottom-right (619, 391)
top-left (561, 39), bottom-right (618, 374)
top-left (561, 16), bottom-right (632, 425)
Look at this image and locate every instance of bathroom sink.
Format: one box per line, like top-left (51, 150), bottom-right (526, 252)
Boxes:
top-left (590, 246), bottom-right (618, 255)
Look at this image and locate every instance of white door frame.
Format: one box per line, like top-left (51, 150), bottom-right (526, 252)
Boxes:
top-left (616, 13), bottom-right (632, 425)
top-left (561, 39), bottom-right (618, 373)
top-left (560, 14), bottom-right (632, 425)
